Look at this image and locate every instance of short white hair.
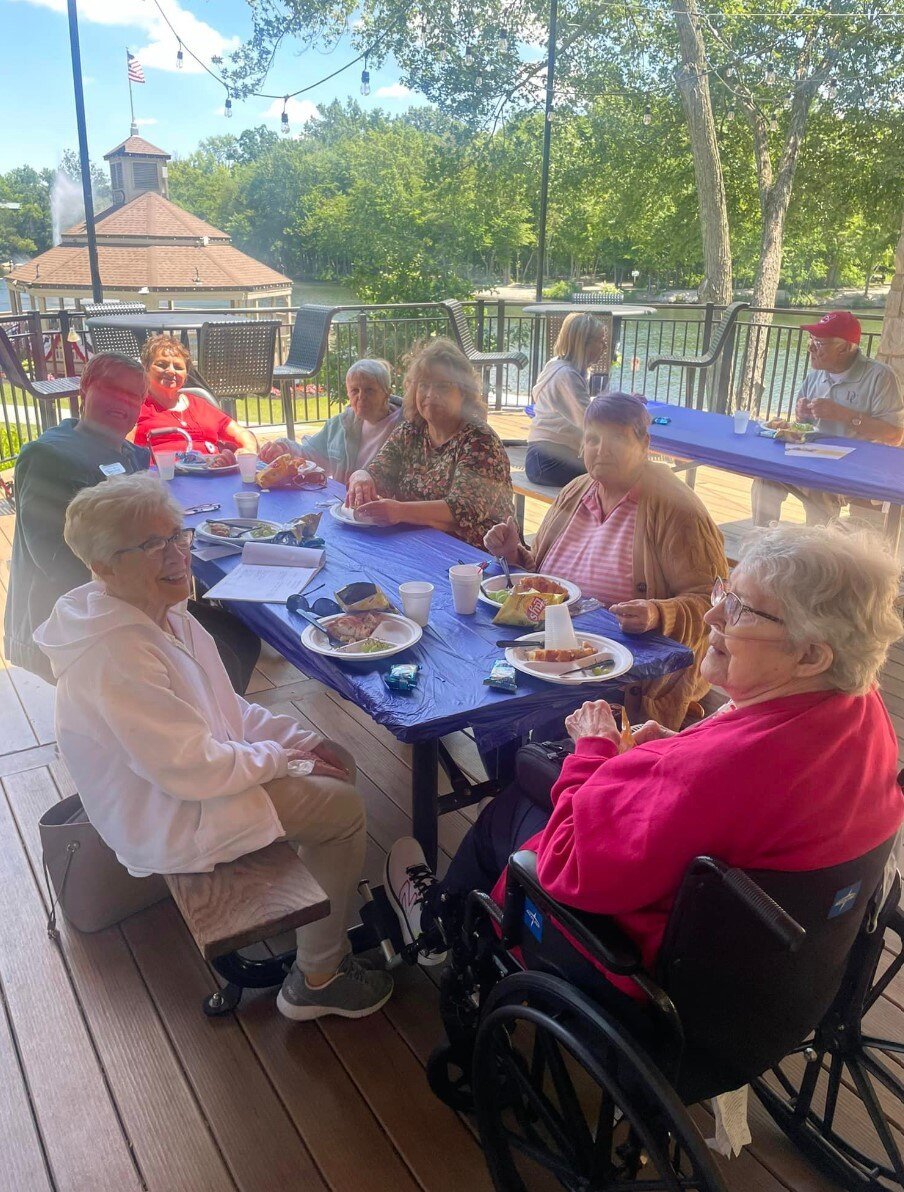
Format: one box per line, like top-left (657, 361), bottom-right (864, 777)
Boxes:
top-left (738, 524), bottom-right (902, 694)
top-left (345, 358), bottom-right (392, 394)
top-left (64, 473), bottom-right (183, 569)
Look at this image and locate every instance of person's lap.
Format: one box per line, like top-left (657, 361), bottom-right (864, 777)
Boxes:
top-left (525, 442), bottom-right (586, 487)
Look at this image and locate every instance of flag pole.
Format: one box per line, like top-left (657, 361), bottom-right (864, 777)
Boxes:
top-left (127, 48), bottom-right (137, 134)
top-left (66, 0), bottom-right (102, 302)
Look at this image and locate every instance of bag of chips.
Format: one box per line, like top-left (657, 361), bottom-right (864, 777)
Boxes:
top-left (335, 581), bottom-right (396, 613)
top-left (492, 592), bottom-right (555, 627)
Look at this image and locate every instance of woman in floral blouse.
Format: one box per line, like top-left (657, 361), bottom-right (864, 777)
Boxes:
top-left (346, 339), bottom-right (514, 548)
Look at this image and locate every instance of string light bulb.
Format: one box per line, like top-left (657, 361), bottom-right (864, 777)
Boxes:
top-left (224, 94), bottom-right (233, 118)
top-left (725, 65), bottom-right (736, 78)
top-left (464, 44), bottom-right (473, 66)
top-left (825, 79), bottom-right (837, 100)
top-left (176, 41), bottom-right (184, 70)
top-left (497, 29), bottom-right (508, 52)
top-left (769, 116), bottom-right (779, 131)
top-left (765, 68), bottom-right (776, 84)
top-left (642, 102), bottom-right (652, 126)
top-left (475, 71), bottom-right (483, 87)
top-left (361, 53), bottom-right (370, 95)
top-left (280, 96), bottom-right (290, 133)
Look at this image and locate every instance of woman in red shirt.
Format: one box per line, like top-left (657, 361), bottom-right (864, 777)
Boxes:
top-left (385, 524), bottom-right (904, 994)
top-left (133, 335), bottom-right (258, 462)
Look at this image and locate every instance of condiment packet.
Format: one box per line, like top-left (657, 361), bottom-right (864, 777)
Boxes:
top-left (484, 660), bottom-right (517, 693)
top-left (383, 663), bottom-right (419, 693)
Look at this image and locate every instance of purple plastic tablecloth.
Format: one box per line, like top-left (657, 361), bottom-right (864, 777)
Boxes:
top-left (172, 473), bottom-right (693, 748)
top-left (647, 402), bottom-right (904, 505)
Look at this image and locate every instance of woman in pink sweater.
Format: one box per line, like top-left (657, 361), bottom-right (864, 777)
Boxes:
top-left (386, 524), bottom-right (904, 990)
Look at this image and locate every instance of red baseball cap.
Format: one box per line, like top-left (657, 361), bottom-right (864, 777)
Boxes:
top-left (800, 311), bottom-right (861, 345)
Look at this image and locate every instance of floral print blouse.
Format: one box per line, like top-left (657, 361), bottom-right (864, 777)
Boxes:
top-left (366, 419), bottom-right (514, 548)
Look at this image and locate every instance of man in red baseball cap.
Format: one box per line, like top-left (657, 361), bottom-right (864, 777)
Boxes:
top-left (752, 310), bottom-right (903, 526)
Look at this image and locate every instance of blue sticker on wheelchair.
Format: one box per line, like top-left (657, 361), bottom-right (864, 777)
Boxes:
top-left (828, 882), bottom-right (861, 918)
top-left (524, 898), bottom-right (544, 941)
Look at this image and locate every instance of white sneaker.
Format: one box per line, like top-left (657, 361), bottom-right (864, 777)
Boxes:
top-left (384, 837), bottom-right (447, 967)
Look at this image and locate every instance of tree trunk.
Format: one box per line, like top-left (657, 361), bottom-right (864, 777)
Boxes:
top-left (671, 0), bottom-right (733, 305)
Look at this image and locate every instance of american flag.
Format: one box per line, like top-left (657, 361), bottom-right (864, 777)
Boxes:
top-left (127, 53), bottom-right (146, 84)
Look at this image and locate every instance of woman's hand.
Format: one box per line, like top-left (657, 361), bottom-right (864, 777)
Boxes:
top-left (286, 746), bottom-right (348, 780)
top-left (609, 599), bottom-right (661, 635)
top-left (564, 699), bottom-right (620, 747)
top-left (356, 498), bottom-right (401, 526)
top-left (347, 470), bottom-right (378, 508)
top-left (260, 438), bottom-right (295, 463)
top-left (483, 516), bottom-right (521, 562)
top-left (630, 720), bottom-right (678, 746)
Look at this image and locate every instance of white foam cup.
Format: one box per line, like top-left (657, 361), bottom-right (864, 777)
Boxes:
top-left (449, 564), bottom-right (482, 615)
top-left (544, 602), bottom-right (578, 650)
top-left (236, 450), bottom-right (259, 482)
top-left (733, 409), bottom-right (750, 435)
top-left (234, 491), bottom-right (260, 518)
top-left (399, 581), bottom-right (434, 626)
top-left (153, 449), bottom-right (177, 481)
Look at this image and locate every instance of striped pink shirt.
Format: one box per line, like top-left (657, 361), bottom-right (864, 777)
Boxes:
top-left (541, 483), bottom-right (638, 606)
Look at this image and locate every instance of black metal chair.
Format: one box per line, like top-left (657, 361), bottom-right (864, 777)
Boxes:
top-left (80, 301), bottom-right (147, 358)
top-left (647, 300), bottom-right (750, 412)
top-left (272, 305), bottom-right (339, 440)
top-left (427, 833), bottom-right (899, 1192)
top-left (0, 325), bottom-right (81, 426)
top-left (196, 319), bottom-right (280, 419)
top-left (440, 299), bottom-right (529, 404)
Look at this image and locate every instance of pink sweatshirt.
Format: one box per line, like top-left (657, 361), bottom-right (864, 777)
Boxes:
top-left (492, 688), bottom-right (903, 998)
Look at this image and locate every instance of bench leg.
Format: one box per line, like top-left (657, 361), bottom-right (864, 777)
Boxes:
top-left (412, 739), bottom-right (439, 870)
top-left (204, 983), bottom-right (243, 1017)
top-left (202, 947), bottom-right (297, 1016)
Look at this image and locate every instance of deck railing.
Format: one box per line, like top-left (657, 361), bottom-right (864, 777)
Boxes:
top-left (0, 300), bottom-right (885, 468)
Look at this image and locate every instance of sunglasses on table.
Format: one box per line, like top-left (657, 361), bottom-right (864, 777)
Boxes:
top-left (114, 528), bottom-right (194, 558)
top-left (286, 593), bottom-right (341, 618)
top-left (710, 577), bottom-right (784, 628)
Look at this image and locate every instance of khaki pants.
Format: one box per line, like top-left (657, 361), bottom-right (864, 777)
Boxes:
top-left (264, 741), bottom-right (365, 975)
top-left (751, 478), bottom-right (844, 528)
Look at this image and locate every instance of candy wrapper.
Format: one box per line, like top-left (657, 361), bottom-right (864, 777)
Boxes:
top-left (484, 660), bottom-right (517, 693)
top-left (383, 663), bottom-right (419, 693)
top-left (273, 511), bottom-right (325, 548)
top-left (619, 706), bottom-right (636, 750)
top-left (336, 581), bottom-right (396, 613)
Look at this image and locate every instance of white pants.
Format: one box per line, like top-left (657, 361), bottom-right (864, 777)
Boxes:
top-left (264, 741), bottom-right (365, 974)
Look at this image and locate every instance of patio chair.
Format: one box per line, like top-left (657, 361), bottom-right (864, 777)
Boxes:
top-left (196, 319), bottom-right (280, 418)
top-left (0, 325), bottom-right (81, 427)
top-left (544, 310), bottom-right (613, 381)
top-left (647, 301), bottom-right (750, 412)
top-left (80, 301), bottom-right (147, 358)
top-left (273, 305), bottom-right (340, 439)
top-left (440, 300), bottom-right (529, 406)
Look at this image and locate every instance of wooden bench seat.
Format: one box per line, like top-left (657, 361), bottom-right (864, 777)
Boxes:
top-left (165, 841), bottom-right (330, 961)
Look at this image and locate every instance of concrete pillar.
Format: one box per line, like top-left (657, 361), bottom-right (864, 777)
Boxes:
top-left (877, 212), bottom-right (904, 394)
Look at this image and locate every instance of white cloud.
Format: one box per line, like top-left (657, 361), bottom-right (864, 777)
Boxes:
top-left (135, 117), bottom-right (158, 127)
top-left (373, 82), bottom-right (412, 100)
top-left (262, 96), bottom-right (320, 129)
top-left (10, 0), bottom-right (240, 75)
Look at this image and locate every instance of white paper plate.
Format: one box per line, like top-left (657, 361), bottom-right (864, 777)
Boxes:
top-left (479, 573), bottom-right (581, 611)
top-left (300, 613), bottom-right (422, 662)
top-left (504, 632), bottom-right (633, 685)
top-left (328, 502), bottom-right (379, 528)
top-left (194, 518), bottom-right (282, 546)
top-left (175, 458), bottom-right (239, 476)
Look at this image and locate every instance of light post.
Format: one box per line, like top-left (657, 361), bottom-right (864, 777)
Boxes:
top-left (631, 269), bottom-right (640, 288)
top-left (534, 0), bottom-right (558, 304)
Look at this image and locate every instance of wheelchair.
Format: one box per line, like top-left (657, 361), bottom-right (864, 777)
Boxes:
top-left (420, 836), bottom-right (903, 1191)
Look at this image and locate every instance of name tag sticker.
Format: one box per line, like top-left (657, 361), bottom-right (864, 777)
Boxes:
top-left (99, 462), bottom-right (126, 477)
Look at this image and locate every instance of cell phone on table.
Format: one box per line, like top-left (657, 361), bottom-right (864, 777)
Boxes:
top-left (182, 503), bottom-right (221, 516)
top-left (651, 416), bottom-right (672, 426)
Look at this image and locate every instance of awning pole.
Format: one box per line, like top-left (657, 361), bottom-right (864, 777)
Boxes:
top-left (67, 0), bottom-right (102, 302)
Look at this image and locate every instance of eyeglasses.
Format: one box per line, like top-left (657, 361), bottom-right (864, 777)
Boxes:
top-left (286, 593), bottom-right (341, 618)
top-left (416, 380), bottom-right (458, 397)
top-left (114, 528), bottom-right (194, 559)
top-left (711, 578), bottom-right (784, 628)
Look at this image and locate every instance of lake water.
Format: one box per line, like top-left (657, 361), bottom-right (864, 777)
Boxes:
top-left (0, 277), bottom-right (357, 313)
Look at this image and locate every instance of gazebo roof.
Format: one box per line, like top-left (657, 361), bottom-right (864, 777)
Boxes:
top-left (104, 136), bottom-right (171, 160)
top-left (6, 244), bottom-right (292, 292)
top-left (63, 192), bottom-right (231, 245)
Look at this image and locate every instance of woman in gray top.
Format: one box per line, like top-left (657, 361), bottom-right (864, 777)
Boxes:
top-left (526, 313), bottom-right (609, 486)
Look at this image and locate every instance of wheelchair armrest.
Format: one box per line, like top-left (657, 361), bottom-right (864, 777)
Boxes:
top-left (693, 857), bottom-right (806, 952)
top-left (505, 851), bottom-right (643, 976)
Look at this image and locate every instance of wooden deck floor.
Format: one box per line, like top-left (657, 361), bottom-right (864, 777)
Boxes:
top-left (1, 458), bottom-right (902, 1191)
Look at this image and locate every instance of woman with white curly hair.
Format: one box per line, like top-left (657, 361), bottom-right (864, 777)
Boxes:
top-left (386, 524), bottom-right (904, 990)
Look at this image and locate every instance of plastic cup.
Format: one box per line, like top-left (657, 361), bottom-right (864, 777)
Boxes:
top-left (544, 602), bottom-right (578, 651)
top-left (399, 581), bottom-right (434, 626)
top-left (449, 564), bottom-right (482, 615)
top-left (236, 450), bottom-right (259, 483)
top-left (153, 450), bottom-right (177, 481)
top-left (234, 491), bottom-right (260, 518)
top-left (733, 409), bottom-right (750, 435)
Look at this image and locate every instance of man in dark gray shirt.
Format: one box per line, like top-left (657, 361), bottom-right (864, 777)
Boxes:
top-left (752, 311), bottom-right (904, 526)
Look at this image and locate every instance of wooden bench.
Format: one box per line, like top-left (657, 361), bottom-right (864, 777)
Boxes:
top-left (165, 840), bottom-right (329, 961)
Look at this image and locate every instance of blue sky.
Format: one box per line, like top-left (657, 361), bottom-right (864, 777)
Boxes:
top-left (0, 0), bottom-right (425, 172)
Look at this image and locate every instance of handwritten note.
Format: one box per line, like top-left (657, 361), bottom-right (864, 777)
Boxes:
top-left (202, 542), bottom-right (324, 604)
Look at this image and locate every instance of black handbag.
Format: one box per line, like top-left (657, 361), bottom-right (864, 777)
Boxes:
top-left (514, 738), bottom-right (575, 811)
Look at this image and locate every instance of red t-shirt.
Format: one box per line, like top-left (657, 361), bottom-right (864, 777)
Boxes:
top-left (492, 688), bottom-right (903, 999)
top-left (134, 393), bottom-right (234, 455)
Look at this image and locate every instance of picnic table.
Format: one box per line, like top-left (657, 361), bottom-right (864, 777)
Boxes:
top-left (171, 472), bottom-right (693, 865)
top-left (645, 401), bottom-right (904, 549)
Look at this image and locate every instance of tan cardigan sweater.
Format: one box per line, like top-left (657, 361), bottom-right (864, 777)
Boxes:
top-left (515, 463), bottom-right (728, 729)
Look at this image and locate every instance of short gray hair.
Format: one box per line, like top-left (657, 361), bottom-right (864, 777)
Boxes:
top-left (738, 524), bottom-right (902, 694)
top-left (345, 357), bottom-right (392, 395)
top-left (64, 473), bottom-right (183, 569)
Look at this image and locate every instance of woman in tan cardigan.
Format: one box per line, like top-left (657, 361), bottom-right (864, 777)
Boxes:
top-left (486, 392), bottom-right (728, 728)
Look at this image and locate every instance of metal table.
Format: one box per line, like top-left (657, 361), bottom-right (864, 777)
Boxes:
top-left (172, 472), bottom-right (694, 866)
top-left (520, 303), bottom-right (656, 317)
top-left (85, 311), bottom-right (253, 338)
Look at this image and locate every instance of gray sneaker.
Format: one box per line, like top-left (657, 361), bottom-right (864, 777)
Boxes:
top-left (276, 954), bottom-right (393, 1021)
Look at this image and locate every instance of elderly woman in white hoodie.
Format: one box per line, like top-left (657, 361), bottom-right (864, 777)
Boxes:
top-left (34, 472), bottom-right (391, 1023)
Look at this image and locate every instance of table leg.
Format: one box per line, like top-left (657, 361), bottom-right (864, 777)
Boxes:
top-left (884, 503), bottom-right (902, 555)
top-left (412, 740), bottom-right (440, 870)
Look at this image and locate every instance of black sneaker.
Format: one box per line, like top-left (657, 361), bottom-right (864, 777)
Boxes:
top-left (384, 837), bottom-right (448, 967)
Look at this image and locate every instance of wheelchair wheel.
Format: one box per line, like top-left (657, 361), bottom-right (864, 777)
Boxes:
top-left (472, 971), bottom-right (727, 1191)
top-left (755, 908), bottom-right (904, 1191)
top-left (427, 1043), bottom-right (474, 1113)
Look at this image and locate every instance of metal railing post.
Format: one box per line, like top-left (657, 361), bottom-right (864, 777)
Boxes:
top-left (357, 312), bottom-right (368, 358)
top-left (475, 299), bottom-right (485, 351)
top-left (696, 303), bottom-right (714, 410)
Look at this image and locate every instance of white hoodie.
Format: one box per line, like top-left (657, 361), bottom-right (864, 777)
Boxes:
top-left (35, 582), bottom-right (321, 876)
